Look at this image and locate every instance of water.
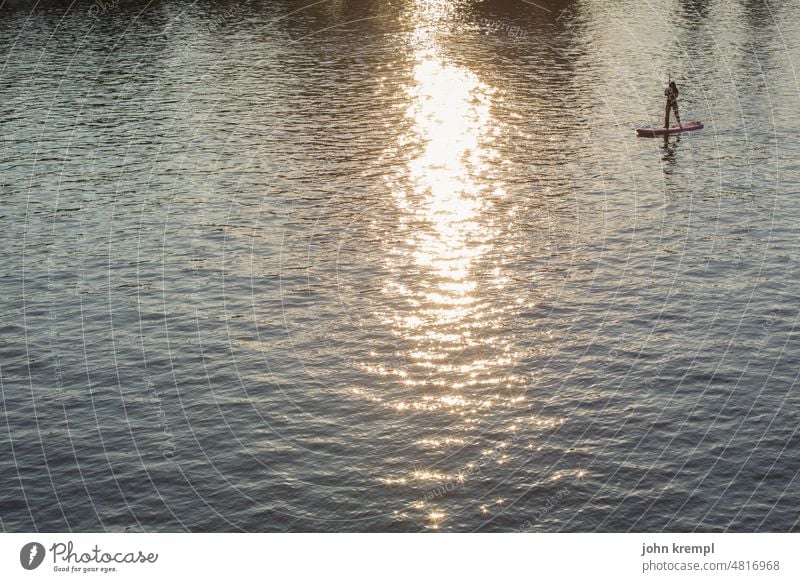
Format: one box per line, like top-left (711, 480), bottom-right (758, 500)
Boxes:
top-left (1, 0), bottom-right (799, 532)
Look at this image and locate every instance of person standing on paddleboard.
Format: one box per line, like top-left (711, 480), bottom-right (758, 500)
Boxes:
top-left (664, 80), bottom-right (682, 129)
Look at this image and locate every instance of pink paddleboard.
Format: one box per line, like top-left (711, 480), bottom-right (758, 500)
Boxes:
top-left (636, 121), bottom-right (703, 137)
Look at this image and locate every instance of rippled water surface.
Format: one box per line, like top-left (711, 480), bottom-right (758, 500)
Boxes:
top-left (2, 0), bottom-right (800, 532)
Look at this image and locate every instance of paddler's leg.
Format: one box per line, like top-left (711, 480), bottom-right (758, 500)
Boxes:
top-left (664, 100), bottom-right (671, 128)
top-left (673, 103), bottom-right (682, 128)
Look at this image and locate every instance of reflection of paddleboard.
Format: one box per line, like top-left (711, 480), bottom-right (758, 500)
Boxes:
top-left (636, 121), bottom-right (703, 137)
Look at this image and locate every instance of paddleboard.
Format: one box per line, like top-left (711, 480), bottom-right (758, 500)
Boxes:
top-left (635, 121), bottom-right (703, 137)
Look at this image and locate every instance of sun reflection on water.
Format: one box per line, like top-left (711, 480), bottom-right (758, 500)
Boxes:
top-left (366, 3), bottom-right (564, 528)
top-left (374, 17), bottom-right (536, 428)
top-left (399, 49), bottom-right (501, 285)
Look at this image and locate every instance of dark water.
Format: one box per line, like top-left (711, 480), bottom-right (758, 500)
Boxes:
top-left (1, 0), bottom-right (800, 532)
